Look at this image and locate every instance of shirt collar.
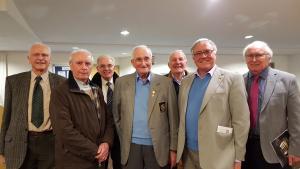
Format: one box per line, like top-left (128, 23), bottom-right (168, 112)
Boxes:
top-left (136, 72), bottom-right (152, 84)
top-left (101, 77), bottom-right (113, 86)
top-left (31, 71), bottom-right (49, 81)
top-left (74, 78), bottom-right (91, 91)
top-left (249, 67), bottom-right (269, 80)
top-left (195, 64), bottom-right (216, 78)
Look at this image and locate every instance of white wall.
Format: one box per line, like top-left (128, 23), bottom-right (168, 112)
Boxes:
top-left (0, 53), bottom-right (7, 106)
top-left (287, 55), bottom-right (300, 85)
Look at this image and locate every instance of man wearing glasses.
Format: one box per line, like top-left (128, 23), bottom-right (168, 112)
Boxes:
top-left (176, 38), bottom-right (250, 169)
top-left (242, 41), bottom-right (300, 169)
top-left (92, 55), bottom-right (121, 169)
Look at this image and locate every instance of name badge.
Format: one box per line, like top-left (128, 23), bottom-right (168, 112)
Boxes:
top-left (216, 125), bottom-right (233, 134)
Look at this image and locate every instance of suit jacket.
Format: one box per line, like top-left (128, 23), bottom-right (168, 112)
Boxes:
top-left (91, 72), bottom-right (119, 88)
top-left (0, 71), bottom-right (65, 169)
top-left (177, 67), bottom-right (250, 169)
top-left (165, 70), bottom-right (188, 96)
top-left (112, 72), bottom-right (178, 167)
top-left (244, 68), bottom-right (300, 163)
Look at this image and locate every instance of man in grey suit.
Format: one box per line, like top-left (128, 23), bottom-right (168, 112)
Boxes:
top-left (113, 45), bottom-right (178, 169)
top-left (241, 41), bottom-right (300, 169)
top-left (176, 38), bottom-right (250, 169)
top-left (0, 43), bottom-right (65, 169)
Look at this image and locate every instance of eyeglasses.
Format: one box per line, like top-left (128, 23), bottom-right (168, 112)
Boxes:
top-left (246, 53), bottom-right (268, 60)
top-left (133, 57), bottom-right (151, 63)
top-left (193, 50), bottom-right (214, 57)
top-left (99, 64), bottom-right (114, 69)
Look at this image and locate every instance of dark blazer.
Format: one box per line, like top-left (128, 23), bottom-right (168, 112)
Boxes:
top-left (244, 68), bottom-right (300, 163)
top-left (0, 71), bottom-right (65, 169)
top-left (165, 70), bottom-right (188, 96)
top-left (50, 71), bottom-right (114, 169)
top-left (91, 72), bottom-right (119, 88)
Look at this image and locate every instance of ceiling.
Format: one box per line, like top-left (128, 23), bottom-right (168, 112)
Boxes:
top-left (0, 0), bottom-right (300, 57)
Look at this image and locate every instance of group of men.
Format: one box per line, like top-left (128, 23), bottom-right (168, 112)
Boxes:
top-left (0, 38), bottom-right (299, 169)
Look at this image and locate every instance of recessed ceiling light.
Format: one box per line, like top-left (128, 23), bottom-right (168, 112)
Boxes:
top-left (72, 47), bottom-right (79, 50)
top-left (121, 52), bottom-right (128, 55)
top-left (120, 30), bottom-right (130, 36)
top-left (244, 35), bottom-right (254, 39)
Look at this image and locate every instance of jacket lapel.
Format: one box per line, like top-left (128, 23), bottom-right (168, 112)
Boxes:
top-left (181, 75), bottom-right (194, 124)
top-left (148, 74), bottom-right (160, 119)
top-left (261, 68), bottom-right (277, 112)
top-left (199, 67), bottom-right (224, 114)
top-left (127, 73), bottom-right (136, 121)
top-left (49, 72), bottom-right (56, 90)
top-left (20, 72), bottom-right (31, 121)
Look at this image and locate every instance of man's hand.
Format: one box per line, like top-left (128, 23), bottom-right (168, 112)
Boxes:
top-left (95, 143), bottom-right (110, 163)
top-left (169, 150), bottom-right (177, 168)
top-left (0, 155), bottom-right (5, 164)
top-left (233, 161), bottom-right (241, 169)
top-left (288, 155), bottom-right (300, 166)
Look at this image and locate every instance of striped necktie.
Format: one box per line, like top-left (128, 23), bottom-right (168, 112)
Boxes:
top-left (106, 82), bottom-right (113, 113)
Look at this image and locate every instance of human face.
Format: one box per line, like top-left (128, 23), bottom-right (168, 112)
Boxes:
top-left (245, 47), bottom-right (270, 75)
top-left (96, 57), bottom-right (115, 81)
top-left (192, 42), bottom-right (216, 75)
top-left (131, 47), bottom-right (152, 79)
top-left (28, 44), bottom-right (51, 75)
top-left (168, 51), bottom-right (187, 75)
top-left (69, 51), bottom-right (93, 83)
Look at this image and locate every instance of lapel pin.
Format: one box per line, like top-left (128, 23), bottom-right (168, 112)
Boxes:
top-left (152, 90), bottom-right (156, 97)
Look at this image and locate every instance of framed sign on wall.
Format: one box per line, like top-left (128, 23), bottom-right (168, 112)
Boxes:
top-left (52, 65), bottom-right (70, 78)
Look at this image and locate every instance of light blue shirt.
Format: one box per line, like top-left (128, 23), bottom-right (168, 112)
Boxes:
top-left (131, 73), bottom-right (153, 145)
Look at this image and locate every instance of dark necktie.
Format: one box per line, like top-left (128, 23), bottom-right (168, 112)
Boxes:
top-left (249, 75), bottom-right (259, 128)
top-left (31, 76), bottom-right (44, 128)
top-left (106, 82), bottom-right (113, 113)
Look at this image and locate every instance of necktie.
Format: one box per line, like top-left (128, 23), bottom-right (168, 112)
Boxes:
top-left (249, 75), bottom-right (259, 128)
top-left (31, 76), bottom-right (44, 128)
top-left (106, 82), bottom-right (113, 113)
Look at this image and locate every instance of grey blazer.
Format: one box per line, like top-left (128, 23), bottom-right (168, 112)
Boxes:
top-left (112, 72), bottom-right (178, 167)
top-left (0, 71), bottom-right (65, 169)
top-left (177, 67), bottom-right (250, 169)
top-left (244, 68), bottom-right (300, 163)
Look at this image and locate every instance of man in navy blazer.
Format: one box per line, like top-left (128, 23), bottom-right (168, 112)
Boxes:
top-left (242, 41), bottom-right (300, 169)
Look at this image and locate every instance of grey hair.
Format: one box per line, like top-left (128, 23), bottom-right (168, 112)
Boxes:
top-left (69, 48), bottom-right (93, 64)
top-left (131, 45), bottom-right (152, 59)
top-left (191, 38), bottom-right (217, 54)
top-left (168, 50), bottom-right (187, 62)
top-left (243, 41), bottom-right (273, 58)
top-left (29, 42), bottom-right (51, 55)
top-left (96, 55), bottom-right (115, 66)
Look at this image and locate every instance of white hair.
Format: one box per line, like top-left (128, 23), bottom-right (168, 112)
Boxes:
top-left (243, 41), bottom-right (273, 58)
top-left (69, 48), bottom-right (93, 64)
top-left (29, 42), bottom-right (51, 55)
top-left (191, 38), bottom-right (217, 53)
top-left (96, 55), bottom-right (115, 66)
top-left (168, 50), bottom-right (187, 62)
top-left (131, 45), bottom-right (152, 59)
